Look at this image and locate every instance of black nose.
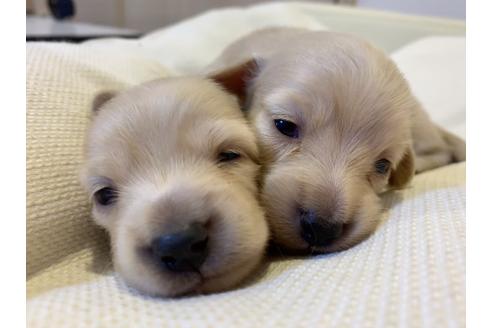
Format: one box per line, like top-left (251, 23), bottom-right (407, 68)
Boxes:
top-left (151, 222), bottom-right (209, 272)
top-left (299, 209), bottom-right (343, 247)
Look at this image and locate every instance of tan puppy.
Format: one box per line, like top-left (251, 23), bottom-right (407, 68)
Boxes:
top-left (80, 77), bottom-right (269, 297)
top-left (207, 27), bottom-right (465, 254)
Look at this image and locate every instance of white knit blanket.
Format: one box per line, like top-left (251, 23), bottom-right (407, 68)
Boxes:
top-left (27, 2), bottom-right (465, 327)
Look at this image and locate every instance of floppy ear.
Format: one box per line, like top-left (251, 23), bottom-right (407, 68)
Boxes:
top-left (389, 147), bottom-right (415, 188)
top-left (92, 91), bottom-right (117, 114)
top-left (208, 58), bottom-right (260, 107)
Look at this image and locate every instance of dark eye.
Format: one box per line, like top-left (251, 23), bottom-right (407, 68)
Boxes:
top-left (274, 119), bottom-right (299, 138)
top-left (218, 151), bottom-right (241, 163)
top-left (94, 187), bottom-right (118, 206)
top-left (375, 159), bottom-right (391, 174)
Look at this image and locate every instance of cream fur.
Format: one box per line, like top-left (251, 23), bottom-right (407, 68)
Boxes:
top-left (207, 27), bottom-right (465, 253)
top-left (80, 77), bottom-right (269, 297)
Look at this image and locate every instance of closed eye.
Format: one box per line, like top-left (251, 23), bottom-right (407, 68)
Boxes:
top-left (375, 159), bottom-right (391, 174)
top-left (218, 151), bottom-right (241, 163)
top-left (94, 186), bottom-right (118, 206)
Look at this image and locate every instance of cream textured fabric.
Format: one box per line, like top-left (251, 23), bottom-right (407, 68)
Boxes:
top-left (27, 3), bottom-right (465, 328)
top-left (27, 163), bottom-right (465, 327)
top-left (26, 43), bottom-right (169, 281)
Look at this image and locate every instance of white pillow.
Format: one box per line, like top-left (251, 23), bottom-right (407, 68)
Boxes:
top-left (391, 37), bottom-right (466, 139)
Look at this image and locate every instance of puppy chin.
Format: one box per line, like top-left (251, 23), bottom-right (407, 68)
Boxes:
top-left (114, 242), bottom-right (264, 297)
top-left (198, 255), bottom-right (263, 294)
top-left (118, 266), bottom-right (201, 298)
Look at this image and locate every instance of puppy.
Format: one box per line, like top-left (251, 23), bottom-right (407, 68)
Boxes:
top-left (206, 27), bottom-right (465, 254)
top-left (80, 77), bottom-right (269, 297)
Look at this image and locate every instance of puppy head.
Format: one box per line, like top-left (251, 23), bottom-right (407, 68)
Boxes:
top-left (80, 77), bottom-right (268, 297)
top-left (211, 33), bottom-right (415, 253)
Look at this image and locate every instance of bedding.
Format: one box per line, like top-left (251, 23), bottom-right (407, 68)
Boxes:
top-left (27, 2), bottom-right (465, 327)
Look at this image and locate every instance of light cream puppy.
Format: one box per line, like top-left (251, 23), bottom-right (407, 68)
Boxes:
top-left (207, 27), bottom-right (465, 254)
top-left (80, 77), bottom-right (269, 297)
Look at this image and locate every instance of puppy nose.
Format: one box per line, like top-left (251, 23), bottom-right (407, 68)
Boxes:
top-left (151, 222), bottom-right (208, 272)
top-left (299, 209), bottom-right (343, 247)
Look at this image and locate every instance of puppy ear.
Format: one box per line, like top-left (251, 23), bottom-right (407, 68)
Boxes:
top-left (92, 91), bottom-right (117, 114)
top-left (389, 147), bottom-right (415, 189)
top-left (208, 58), bottom-right (260, 107)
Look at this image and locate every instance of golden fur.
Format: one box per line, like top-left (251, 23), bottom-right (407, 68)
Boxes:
top-left (80, 77), bottom-right (269, 296)
top-left (207, 27), bottom-right (465, 253)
